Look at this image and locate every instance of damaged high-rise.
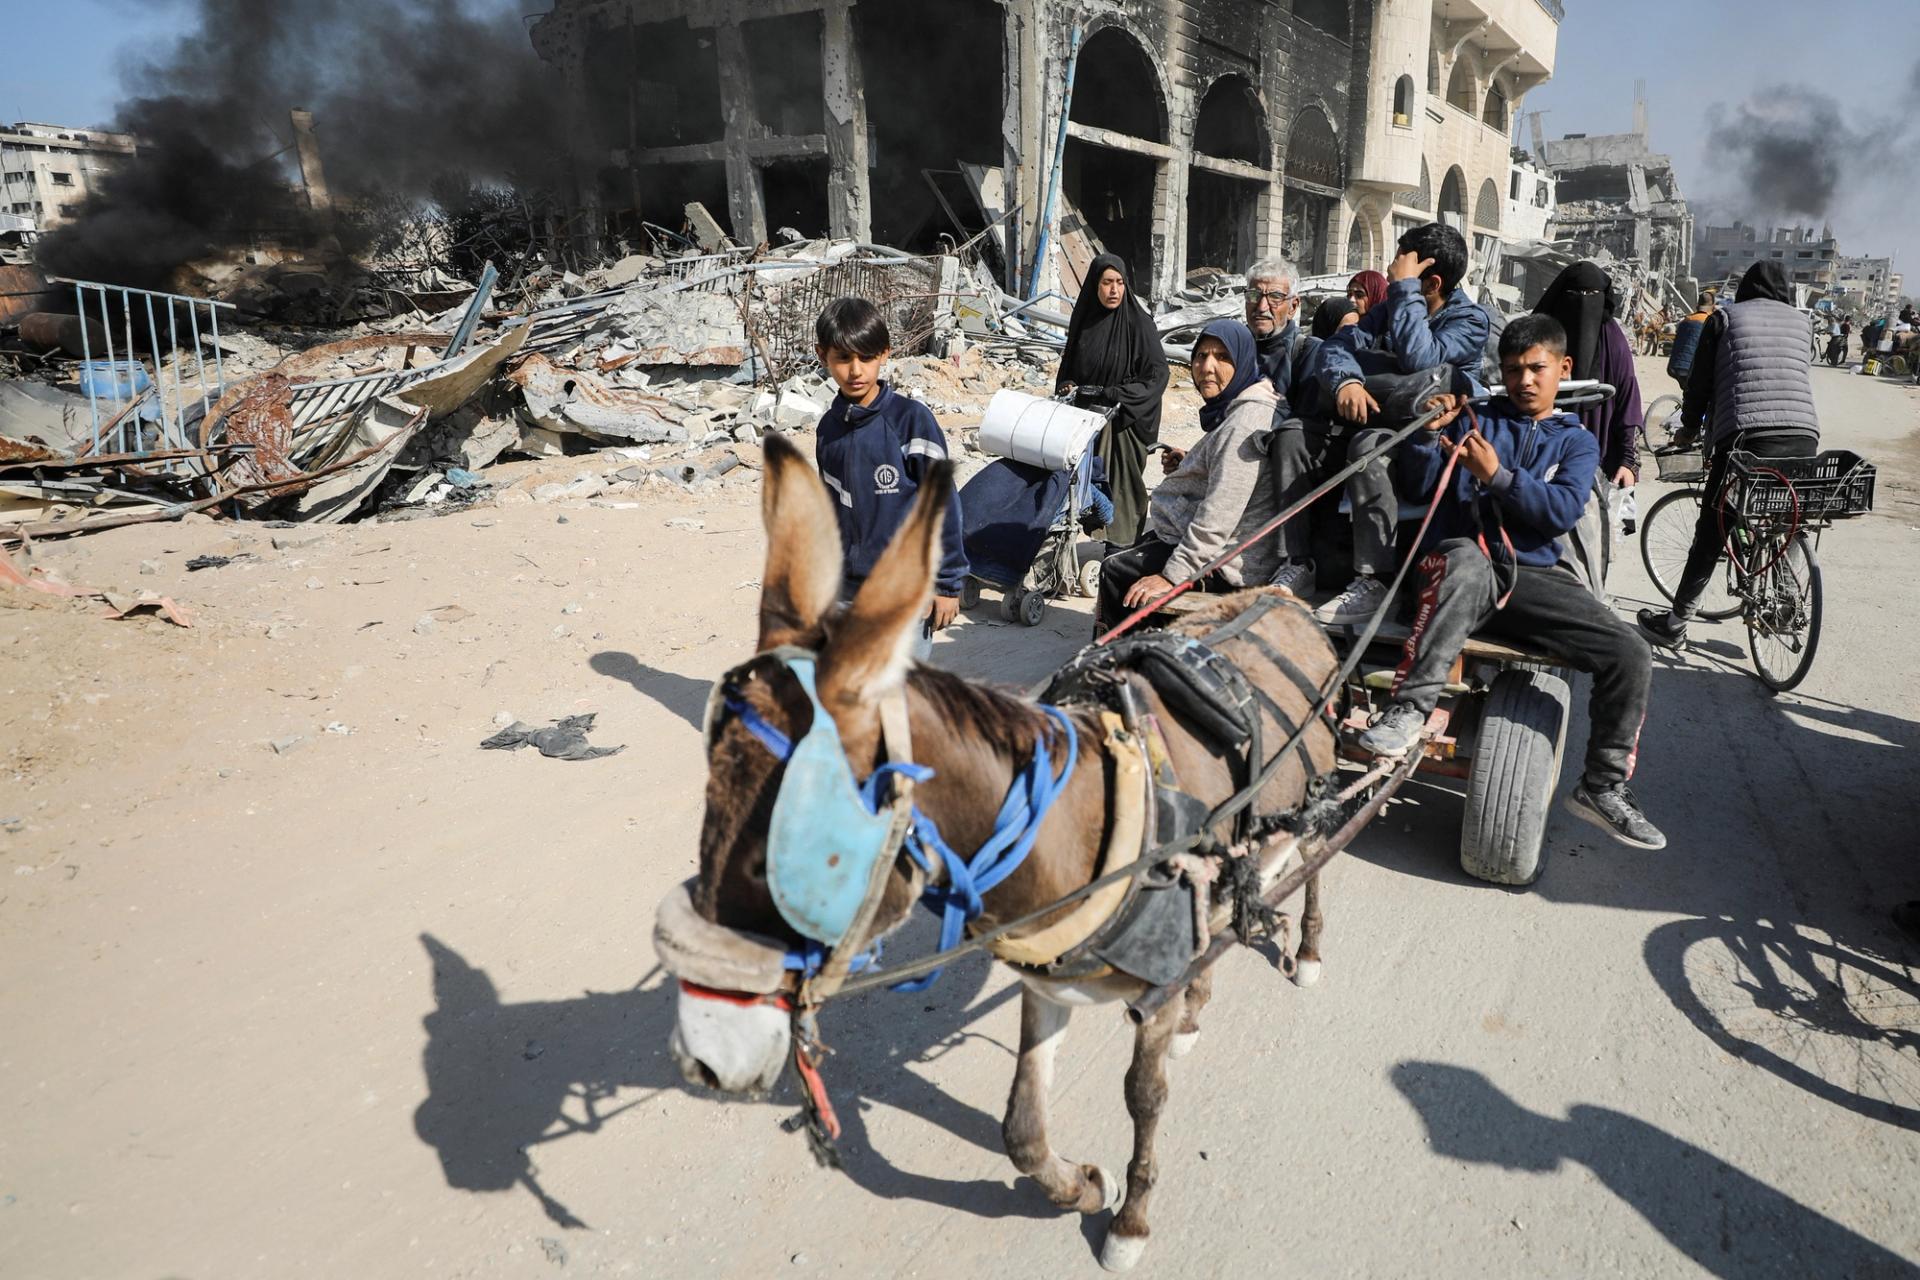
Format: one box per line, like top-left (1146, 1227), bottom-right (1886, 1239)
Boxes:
top-left (1538, 119), bottom-right (1695, 299)
top-left (529, 0), bottom-right (1560, 299)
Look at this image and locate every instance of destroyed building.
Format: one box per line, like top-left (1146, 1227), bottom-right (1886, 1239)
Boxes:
top-left (1697, 222), bottom-right (1838, 297)
top-left (1540, 123), bottom-right (1694, 296)
top-left (1, 122), bottom-right (137, 234)
top-left (528, 0), bottom-right (1560, 299)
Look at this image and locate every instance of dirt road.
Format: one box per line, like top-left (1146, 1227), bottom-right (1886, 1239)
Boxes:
top-left (4, 359), bottom-right (1917, 1278)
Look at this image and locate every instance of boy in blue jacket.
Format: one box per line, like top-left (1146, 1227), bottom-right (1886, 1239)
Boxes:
top-left (1313, 222), bottom-right (1494, 625)
top-left (813, 297), bottom-right (967, 661)
top-left (1357, 314), bottom-right (1664, 850)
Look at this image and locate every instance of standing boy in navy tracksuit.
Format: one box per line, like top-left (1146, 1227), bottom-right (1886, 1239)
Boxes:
top-left (812, 297), bottom-right (967, 661)
top-left (1355, 314), bottom-right (1665, 851)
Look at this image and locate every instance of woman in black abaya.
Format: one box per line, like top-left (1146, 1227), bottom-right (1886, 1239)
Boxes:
top-left (1055, 253), bottom-right (1169, 546)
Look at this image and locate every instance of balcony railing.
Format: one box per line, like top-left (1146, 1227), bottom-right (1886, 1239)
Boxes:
top-left (1536, 0), bottom-right (1564, 20)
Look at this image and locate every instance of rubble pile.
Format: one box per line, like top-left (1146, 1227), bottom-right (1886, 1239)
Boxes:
top-left (0, 234), bottom-right (1106, 543)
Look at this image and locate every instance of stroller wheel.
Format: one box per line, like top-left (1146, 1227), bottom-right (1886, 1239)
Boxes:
top-left (1076, 557), bottom-right (1102, 599)
top-left (960, 580), bottom-right (982, 611)
top-left (998, 589), bottom-right (1024, 623)
top-left (1018, 590), bottom-right (1048, 627)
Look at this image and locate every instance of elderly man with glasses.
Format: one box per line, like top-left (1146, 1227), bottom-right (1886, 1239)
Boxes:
top-left (1244, 259), bottom-right (1312, 400)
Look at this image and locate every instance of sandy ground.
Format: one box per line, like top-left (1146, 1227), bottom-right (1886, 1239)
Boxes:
top-left (2, 358), bottom-right (1917, 1278)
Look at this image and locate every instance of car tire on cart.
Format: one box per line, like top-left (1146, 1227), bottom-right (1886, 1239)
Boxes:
top-left (1460, 667), bottom-right (1571, 887)
top-left (1018, 590), bottom-right (1048, 627)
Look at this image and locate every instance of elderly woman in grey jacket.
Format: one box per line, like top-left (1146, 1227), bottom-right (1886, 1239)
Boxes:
top-left (1095, 319), bottom-right (1280, 632)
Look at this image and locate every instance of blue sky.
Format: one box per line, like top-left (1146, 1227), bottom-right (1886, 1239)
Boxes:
top-left (6, 0), bottom-right (1915, 276)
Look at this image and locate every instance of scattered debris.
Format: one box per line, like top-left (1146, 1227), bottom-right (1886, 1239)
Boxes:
top-left (186, 554), bottom-right (239, 571)
top-left (480, 713), bottom-right (625, 761)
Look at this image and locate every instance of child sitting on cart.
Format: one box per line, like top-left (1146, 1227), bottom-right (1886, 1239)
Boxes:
top-left (1355, 314), bottom-right (1666, 851)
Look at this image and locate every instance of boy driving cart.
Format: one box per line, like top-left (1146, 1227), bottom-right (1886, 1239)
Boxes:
top-left (1355, 315), bottom-right (1666, 851)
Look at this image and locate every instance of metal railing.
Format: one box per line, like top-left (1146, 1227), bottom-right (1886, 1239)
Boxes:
top-left (54, 277), bottom-right (236, 456)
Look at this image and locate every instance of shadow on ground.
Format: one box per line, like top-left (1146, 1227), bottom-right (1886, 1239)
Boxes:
top-left (1391, 1061), bottom-right (1912, 1278)
top-left (589, 651), bottom-right (713, 731)
top-left (411, 931), bottom-right (1057, 1230)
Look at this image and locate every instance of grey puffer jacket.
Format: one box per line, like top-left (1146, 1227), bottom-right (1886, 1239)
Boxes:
top-left (1709, 299), bottom-right (1820, 451)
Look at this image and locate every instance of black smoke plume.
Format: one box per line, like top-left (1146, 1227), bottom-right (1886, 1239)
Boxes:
top-left (38, 0), bottom-right (588, 290)
top-left (1705, 61), bottom-right (1920, 225)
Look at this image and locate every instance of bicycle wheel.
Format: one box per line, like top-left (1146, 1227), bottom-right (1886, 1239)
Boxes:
top-left (1746, 531), bottom-right (1821, 693)
top-left (1644, 393), bottom-right (1682, 448)
top-left (1639, 489), bottom-right (1740, 620)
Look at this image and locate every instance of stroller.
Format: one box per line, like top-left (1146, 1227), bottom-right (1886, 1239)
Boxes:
top-left (957, 391), bottom-right (1114, 627)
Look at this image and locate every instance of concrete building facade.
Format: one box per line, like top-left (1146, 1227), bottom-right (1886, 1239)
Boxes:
top-left (0, 122), bottom-right (135, 233)
top-left (1503, 144), bottom-right (1554, 245)
top-left (1697, 222), bottom-right (1839, 295)
top-left (1833, 253), bottom-right (1897, 314)
top-left (529, 0), bottom-right (1559, 300)
top-left (1540, 126), bottom-right (1694, 293)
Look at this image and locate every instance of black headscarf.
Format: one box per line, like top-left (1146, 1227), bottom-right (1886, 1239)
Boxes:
top-left (1736, 260), bottom-right (1792, 304)
top-left (1194, 319), bottom-right (1262, 434)
top-left (1533, 260), bottom-right (1615, 380)
top-left (1311, 297), bottom-right (1358, 340)
top-left (1055, 253), bottom-right (1168, 443)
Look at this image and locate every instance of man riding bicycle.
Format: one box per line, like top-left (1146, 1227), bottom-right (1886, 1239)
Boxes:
top-left (1638, 262), bottom-right (1820, 649)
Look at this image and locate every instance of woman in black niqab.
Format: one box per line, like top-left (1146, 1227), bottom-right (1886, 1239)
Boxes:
top-left (1055, 253), bottom-right (1170, 546)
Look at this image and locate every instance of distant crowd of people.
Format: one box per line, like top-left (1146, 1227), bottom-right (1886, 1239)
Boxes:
top-left (798, 223), bottom-right (1829, 858)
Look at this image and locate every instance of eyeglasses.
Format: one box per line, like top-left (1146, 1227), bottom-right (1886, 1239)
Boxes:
top-left (1246, 289), bottom-right (1295, 308)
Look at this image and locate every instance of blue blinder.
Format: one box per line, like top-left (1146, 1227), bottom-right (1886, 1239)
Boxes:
top-left (711, 649), bottom-right (1076, 990)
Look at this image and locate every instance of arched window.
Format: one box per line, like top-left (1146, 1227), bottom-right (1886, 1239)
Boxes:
top-left (1294, 0), bottom-right (1349, 42)
top-left (1070, 26), bottom-right (1168, 142)
top-left (1192, 75), bottom-right (1269, 166)
top-left (1427, 47), bottom-right (1441, 95)
top-left (1346, 215), bottom-right (1373, 271)
top-left (1482, 83), bottom-right (1508, 132)
top-left (1392, 75), bottom-right (1413, 126)
top-left (1406, 157), bottom-right (1431, 211)
top-left (1438, 165), bottom-right (1466, 223)
top-left (1446, 58), bottom-right (1476, 115)
top-left (1474, 179), bottom-right (1501, 231)
top-left (1283, 107), bottom-right (1342, 190)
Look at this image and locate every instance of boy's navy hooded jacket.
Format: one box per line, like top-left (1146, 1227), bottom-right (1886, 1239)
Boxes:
top-left (1396, 398), bottom-right (1598, 568)
top-left (1319, 278), bottom-right (1492, 396)
top-left (815, 383), bottom-right (969, 595)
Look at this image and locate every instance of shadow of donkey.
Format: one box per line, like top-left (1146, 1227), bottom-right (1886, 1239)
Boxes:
top-left (411, 932), bottom-right (1052, 1231)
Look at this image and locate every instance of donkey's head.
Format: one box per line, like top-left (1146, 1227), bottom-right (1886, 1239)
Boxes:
top-left (659, 432), bottom-right (950, 1095)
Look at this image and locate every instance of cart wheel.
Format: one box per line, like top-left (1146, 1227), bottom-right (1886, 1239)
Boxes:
top-left (959, 580), bottom-right (982, 611)
top-left (1077, 557), bottom-right (1102, 599)
top-left (997, 588), bottom-right (1023, 623)
top-left (1018, 590), bottom-right (1048, 627)
top-left (1460, 668), bottom-right (1570, 887)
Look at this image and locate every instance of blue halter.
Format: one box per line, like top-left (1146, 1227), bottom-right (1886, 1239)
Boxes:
top-left (713, 653), bottom-right (1077, 991)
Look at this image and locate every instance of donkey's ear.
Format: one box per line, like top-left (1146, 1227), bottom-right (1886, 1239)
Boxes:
top-left (818, 463), bottom-right (949, 709)
top-left (757, 432), bottom-right (843, 650)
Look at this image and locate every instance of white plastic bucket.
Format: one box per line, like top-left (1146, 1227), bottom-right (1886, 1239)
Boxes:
top-left (977, 390), bottom-right (1106, 471)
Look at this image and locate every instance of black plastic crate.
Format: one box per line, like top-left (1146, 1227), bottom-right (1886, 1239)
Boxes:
top-left (1729, 449), bottom-right (1876, 521)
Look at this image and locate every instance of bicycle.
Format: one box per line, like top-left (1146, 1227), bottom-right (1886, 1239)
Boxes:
top-left (1639, 447), bottom-right (1876, 692)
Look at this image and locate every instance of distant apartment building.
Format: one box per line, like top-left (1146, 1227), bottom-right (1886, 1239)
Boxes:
top-left (1833, 253), bottom-right (1896, 314)
top-left (0, 122), bottom-right (136, 232)
top-left (1504, 146), bottom-right (1554, 244)
top-left (1697, 222), bottom-right (1838, 295)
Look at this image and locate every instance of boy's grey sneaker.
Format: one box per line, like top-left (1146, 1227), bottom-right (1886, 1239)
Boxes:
top-left (1636, 607), bottom-right (1687, 650)
top-left (1315, 575), bottom-right (1389, 625)
top-left (1357, 702), bottom-right (1426, 757)
top-left (1566, 781), bottom-right (1667, 850)
top-left (1268, 560), bottom-right (1315, 597)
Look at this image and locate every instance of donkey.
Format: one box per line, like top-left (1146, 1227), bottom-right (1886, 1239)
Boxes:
top-left (663, 434), bottom-right (1337, 1270)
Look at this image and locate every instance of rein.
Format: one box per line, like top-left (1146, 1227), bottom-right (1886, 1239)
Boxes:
top-left (820, 409), bottom-right (1471, 1000)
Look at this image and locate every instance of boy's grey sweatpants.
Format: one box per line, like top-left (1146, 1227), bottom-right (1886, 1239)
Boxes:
top-left (1390, 538), bottom-right (1652, 788)
top-left (1267, 421), bottom-right (1394, 574)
